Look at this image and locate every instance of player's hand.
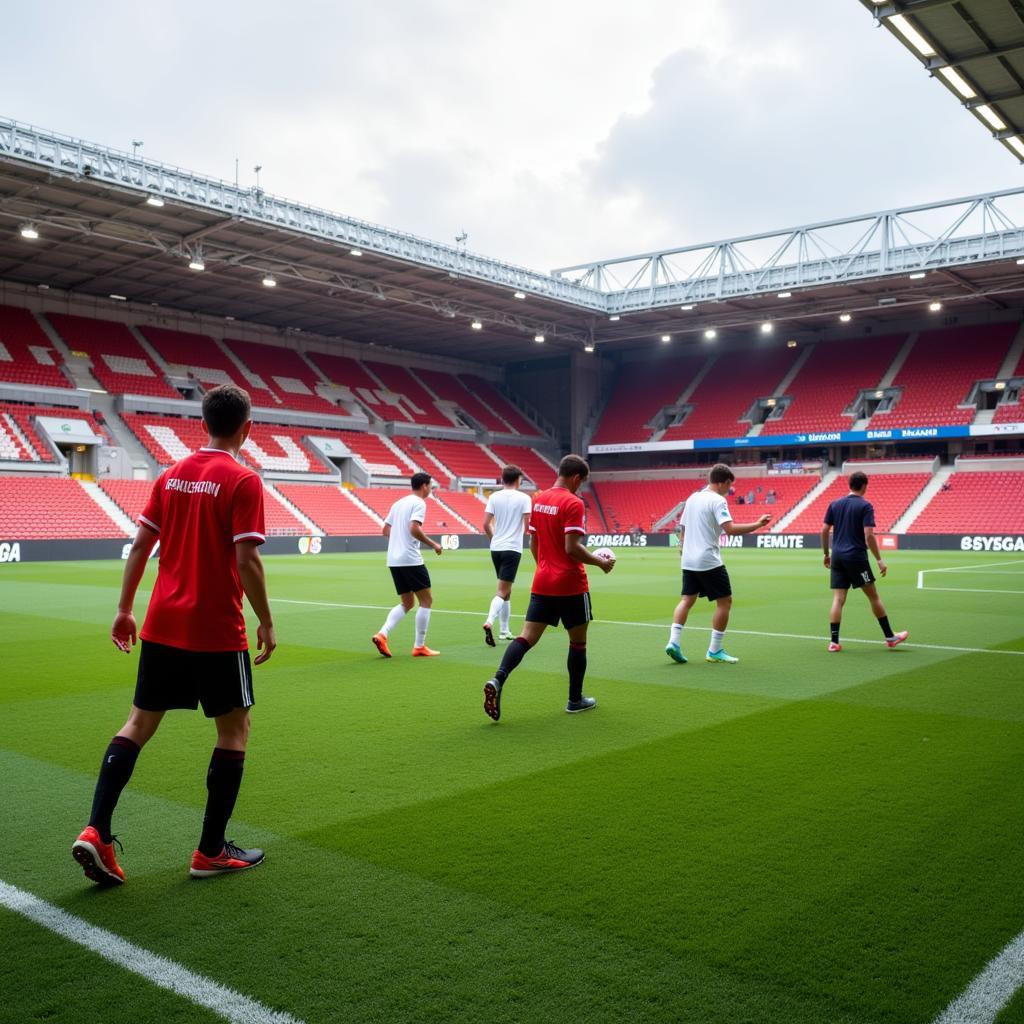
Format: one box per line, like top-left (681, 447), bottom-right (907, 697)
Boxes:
top-left (597, 554), bottom-right (615, 574)
top-left (254, 622), bottom-right (277, 665)
top-left (877, 560), bottom-right (888, 577)
top-left (111, 611), bottom-right (137, 653)
top-left (823, 554), bottom-right (831, 569)
top-left (757, 514), bottom-right (771, 528)
top-left (433, 542), bottom-right (443, 556)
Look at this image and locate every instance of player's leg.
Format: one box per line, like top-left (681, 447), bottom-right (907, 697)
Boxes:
top-left (498, 580), bottom-right (514, 639)
top-left (412, 586), bottom-right (440, 656)
top-left (373, 585), bottom-right (415, 658)
top-left (484, 612), bottom-right (548, 721)
top-left (705, 568), bottom-right (738, 663)
top-left (667, 592), bottom-right (697, 663)
top-left (829, 588), bottom-right (848, 651)
top-left (861, 581), bottom-right (907, 646)
top-left (484, 551), bottom-right (512, 644)
top-left (565, 607), bottom-right (596, 712)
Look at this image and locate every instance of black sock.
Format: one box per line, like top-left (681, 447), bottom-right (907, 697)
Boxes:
top-left (567, 642), bottom-right (587, 703)
top-left (88, 736), bottom-right (141, 843)
top-left (830, 623), bottom-right (840, 644)
top-left (494, 637), bottom-right (531, 684)
top-left (877, 615), bottom-right (894, 639)
top-left (199, 748), bottom-right (245, 857)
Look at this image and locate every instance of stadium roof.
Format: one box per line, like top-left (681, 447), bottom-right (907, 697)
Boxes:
top-left (860, 0), bottom-right (1024, 163)
top-left (2, 116), bottom-right (1024, 362)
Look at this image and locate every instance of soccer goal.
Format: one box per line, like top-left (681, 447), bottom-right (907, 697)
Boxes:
top-left (917, 559), bottom-right (1024, 595)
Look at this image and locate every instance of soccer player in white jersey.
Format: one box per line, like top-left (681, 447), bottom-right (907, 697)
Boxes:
top-left (372, 473), bottom-right (443, 658)
top-left (665, 463), bottom-right (770, 665)
top-left (482, 464), bottom-right (533, 646)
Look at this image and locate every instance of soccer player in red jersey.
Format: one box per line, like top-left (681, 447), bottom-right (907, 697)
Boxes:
top-left (483, 454), bottom-right (614, 721)
top-left (72, 384), bottom-right (276, 884)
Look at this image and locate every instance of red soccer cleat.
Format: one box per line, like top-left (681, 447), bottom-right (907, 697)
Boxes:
top-left (190, 841), bottom-right (265, 878)
top-left (72, 826), bottom-right (125, 885)
top-left (371, 633), bottom-right (392, 658)
top-left (886, 630), bottom-right (909, 649)
top-left (412, 645), bottom-right (441, 657)
top-left (828, 642), bottom-right (842, 652)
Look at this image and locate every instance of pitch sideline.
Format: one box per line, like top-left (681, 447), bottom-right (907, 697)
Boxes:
top-left (932, 925), bottom-right (1024, 1024)
top-left (0, 880), bottom-right (304, 1024)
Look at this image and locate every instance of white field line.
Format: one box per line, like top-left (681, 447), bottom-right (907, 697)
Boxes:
top-left (274, 599), bottom-right (1024, 657)
top-left (932, 926), bottom-right (1024, 1024)
top-left (920, 586), bottom-right (1024, 596)
top-left (0, 880), bottom-right (303, 1024)
top-left (924, 559), bottom-right (1024, 575)
top-left (919, 560), bottom-right (1024, 591)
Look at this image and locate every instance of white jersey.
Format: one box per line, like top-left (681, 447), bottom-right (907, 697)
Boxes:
top-left (679, 487), bottom-right (732, 571)
top-left (485, 488), bottom-right (532, 552)
top-left (385, 493), bottom-right (428, 567)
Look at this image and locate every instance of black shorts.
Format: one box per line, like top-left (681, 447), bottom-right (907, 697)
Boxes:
top-left (525, 591), bottom-right (593, 630)
top-left (389, 564), bottom-right (431, 595)
top-left (134, 640), bottom-right (254, 719)
top-left (491, 549), bottom-right (522, 583)
top-left (682, 565), bottom-right (732, 601)
top-left (831, 556), bottom-right (875, 590)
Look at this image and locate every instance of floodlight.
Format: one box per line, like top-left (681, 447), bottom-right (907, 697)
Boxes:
top-left (839, 312), bottom-right (852, 323)
top-left (1017, 258), bottom-right (1024, 266)
top-left (777, 291), bottom-right (791, 299)
top-left (146, 195), bottom-right (165, 207)
top-left (909, 271), bottom-right (926, 280)
top-left (609, 315), bottom-right (621, 321)
top-left (584, 342), bottom-right (595, 353)
top-left (1007, 137), bottom-right (1024, 159)
top-left (787, 339), bottom-right (797, 348)
top-left (994, 381), bottom-right (1006, 391)
top-left (976, 105), bottom-right (1007, 130)
top-left (19, 224), bottom-right (39, 240)
top-left (349, 248), bottom-right (363, 257)
top-left (534, 334), bottom-right (545, 343)
top-left (928, 301), bottom-right (942, 312)
top-left (680, 304), bottom-right (695, 311)
top-left (660, 334), bottom-right (671, 343)
top-left (760, 322), bottom-right (773, 334)
top-left (875, 390), bottom-right (884, 399)
top-left (262, 275), bottom-right (277, 288)
top-left (704, 329), bottom-right (717, 340)
top-left (109, 294), bottom-right (127, 301)
top-left (471, 320), bottom-right (483, 330)
top-left (514, 291), bottom-right (526, 299)
top-left (938, 67), bottom-right (976, 99)
top-left (766, 398), bottom-right (776, 408)
top-left (889, 14), bottom-right (936, 56)
top-left (188, 258), bottom-right (205, 271)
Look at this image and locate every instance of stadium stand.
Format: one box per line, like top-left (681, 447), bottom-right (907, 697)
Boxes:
top-left (364, 362), bottom-right (454, 427)
top-left (223, 337), bottom-right (339, 414)
top-left (458, 374), bottom-right (541, 435)
top-left (0, 402), bottom-right (108, 462)
top-left (305, 351), bottom-right (390, 414)
top-left (871, 324), bottom-right (1016, 428)
top-left (488, 444), bottom-right (556, 488)
top-left (785, 473), bottom-right (931, 534)
top-left (760, 335), bottom-right (906, 435)
top-left (274, 484), bottom-right (381, 535)
top-left (907, 471), bottom-right (1024, 533)
top-left (389, 436), bottom-right (453, 487)
top-left (46, 313), bottom-right (180, 398)
top-left (419, 438), bottom-right (503, 482)
top-left (97, 479), bottom-right (154, 524)
top-left (0, 476), bottom-right (125, 538)
top-left (992, 348), bottom-right (1024, 424)
top-left (591, 355), bottom-right (705, 445)
top-left (0, 305), bottom-right (70, 389)
top-left (138, 326), bottom-right (278, 407)
top-left (432, 489), bottom-right (487, 529)
top-left (354, 487), bottom-right (473, 533)
top-left (416, 369), bottom-right (511, 432)
top-left (662, 348), bottom-right (799, 441)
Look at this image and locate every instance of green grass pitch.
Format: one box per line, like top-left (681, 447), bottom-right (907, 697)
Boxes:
top-left (2, 547), bottom-right (1023, 1024)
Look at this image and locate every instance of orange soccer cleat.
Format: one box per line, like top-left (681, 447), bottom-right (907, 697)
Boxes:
top-left (190, 841), bottom-right (265, 878)
top-left (72, 826), bottom-right (125, 885)
top-left (371, 633), bottom-right (392, 658)
top-left (412, 646), bottom-right (441, 657)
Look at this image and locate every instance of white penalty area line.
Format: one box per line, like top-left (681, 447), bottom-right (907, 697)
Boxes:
top-left (933, 925), bottom-right (1024, 1024)
top-left (274, 598), bottom-right (1024, 658)
top-left (0, 880), bottom-right (303, 1024)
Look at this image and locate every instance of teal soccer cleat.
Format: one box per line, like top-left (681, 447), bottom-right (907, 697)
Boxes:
top-left (665, 643), bottom-right (687, 664)
top-left (705, 649), bottom-right (739, 664)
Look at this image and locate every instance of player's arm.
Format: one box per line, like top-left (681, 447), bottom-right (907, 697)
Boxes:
top-left (410, 519), bottom-right (442, 555)
top-left (236, 541), bottom-right (276, 664)
top-left (565, 532), bottom-right (614, 573)
top-left (382, 523), bottom-right (391, 538)
top-left (865, 527), bottom-right (887, 576)
top-left (111, 524), bottom-right (159, 653)
top-left (820, 525), bottom-right (832, 568)
top-left (483, 512), bottom-right (495, 539)
top-left (529, 532), bottom-right (538, 563)
top-left (521, 511), bottom-right (531, 541)
top-left (721, 514), bottom-right (771, 536)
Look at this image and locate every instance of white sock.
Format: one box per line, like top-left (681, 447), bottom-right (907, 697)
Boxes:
top-left (709, 629), bottom-right (726, 653)
top-left (669, 623), bottom-right (683, 646)
top-left (499, 598), bottom-right (511, 632)
top-left (486, 595), bottom-right (504, 627)
top-left (415, 607), bottom-right (431, 647)
top-left (380, 604), bottom-right (407, 637)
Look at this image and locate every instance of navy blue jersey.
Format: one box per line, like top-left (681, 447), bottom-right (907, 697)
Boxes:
top-left (824, 494), bottom-right (875, 558)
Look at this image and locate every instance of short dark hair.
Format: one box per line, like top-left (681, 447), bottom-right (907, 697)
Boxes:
top-left (558, 453), bottom-right (590, 481)
top-left (708, 463), bottom-right (735, 485)
top-left (501, 464), bottom-right (523, 485)
top-left (849, 471), bottom-right (868, 492)
top-left (411, 472), bottom-right (432, 491)
top-left (202, 384), bottom-right (251, 437)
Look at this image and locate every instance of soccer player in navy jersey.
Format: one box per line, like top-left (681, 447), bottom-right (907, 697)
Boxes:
top-left (72, 384), bottom-right (276, 884)
top-left (483, 454), bottom-right (614, 721)
top-left (821, 470), bottom-right (908, 652)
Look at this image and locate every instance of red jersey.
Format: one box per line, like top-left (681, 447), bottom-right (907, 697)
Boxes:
top-left (138, 448), bottom-right (266, 652)
top-left (528, 485), bottom-right (588, 596)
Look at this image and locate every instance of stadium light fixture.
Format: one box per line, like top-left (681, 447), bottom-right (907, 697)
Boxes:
top-left (875, 390), bottom-right (884, 399)
top-left (928, 301), bottom-right (942, 311)
top-left (680, 304), bottom-right (695, 311)
top-left (704, 329), bottom-right (717, 341)
top-left (584, 342), bottom-right (595, 353)
top-left (608, 315), bottom-right (621, 321)
top-left (777, 291), bottom-right (791, 299)
top-left (976, 105), bottom-right (1007, 131)
top-left (188, 257), bottom-right (205, 271)
top-left (1007, 137), bottom-right (1024, 159)
top-left (145, 195), bottom-right (165, 207)
top-left (909, 271), bottom-right (926, 280)
top-left (760, 322), bottom-right (773, 335)
top-left (1017, 257), bottom-right (1024, 266)
top-left (660, 334), bottom-right (671, 343)
top-left (349, 248), bottom-right (363, 257)
top-left (839, 312), bottom-right (852, 323)
top-left (766, 398), bottom-right (776, 408)
top-left (262, 275), bottom-right (277, 288)
top-left (19, 224), bottom-right (39, 240)
top-left (109, 294), bottom-right (127, 302)
top-left (889, 14), bottom-right (936, 57)
top-left (470, 320), bottom-right (483, 330)
top-left (513, 291), bottom-right (526, 300)
top-left (994, 380), bottom-right (1006, 390)
top-left (787, 339), bottom-right (797, 348)
top-left (534, 333), bottom-right (545, 343)
top-left (938, 67), bottom-right (976, 99)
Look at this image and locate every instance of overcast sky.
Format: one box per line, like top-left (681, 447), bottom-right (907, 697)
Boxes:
top-left (2, 1), bottom-right (1019, 272)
